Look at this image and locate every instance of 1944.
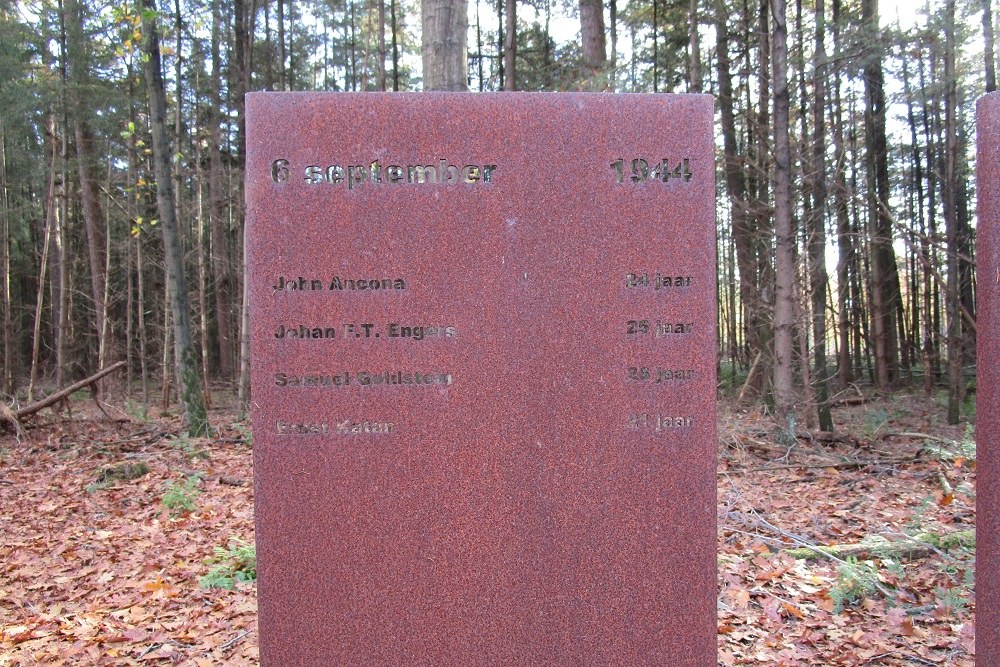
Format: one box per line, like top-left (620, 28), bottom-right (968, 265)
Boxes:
top-left (611, 158), bottom-right (692, 183)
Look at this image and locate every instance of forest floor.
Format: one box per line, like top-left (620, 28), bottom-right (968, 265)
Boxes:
top-left (0, 387), bottom-right (978, 666)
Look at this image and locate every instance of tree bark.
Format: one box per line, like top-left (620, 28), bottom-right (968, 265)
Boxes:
top-left (985, 0), bottom-right (997, 93)
top-left (277, 0), bottom-right (286, 89)
top-left (944, 0), bottom-right (962, 424)
top-left (754, 0), bottom-right (774, 397)
top-left (687, 0), bottom-right (700, 92)
top-left (579, 0), bottom-right (606, 80)
top-left (0, 127), bottom-right (12, 396)
top-left (141, 0), bottom-right (210, 436)
top-left (832, 0), bottom-right (852, 388)
top-left (716, 8), bottom-right (763, 393)
top-left (234, 0), bottom-right (249, 167)
top-left (810, 0), bottom-right (833, 431)
top-left (652, 0), bottom-right (659, 91)
top-left (422, 0), bottom-right (469, 91)
top-left (862, 0), bottom-right (898, 389)
top-left (65, 0), bottom-right (112, 386)
top-left (503, 0), bottom-right (516, 90)
top-left (378, 0), bottom-right (387, 90)
top-left (28, 123), bottom-right (59, 402)
top-left (901, 52), bottom-right (934, 395)
top-left (391, 0), bottom-right (400, 90)
top-left (771, 0), bottom-right (795, 426)
top-left (210, 0), bottom-right (234, 382)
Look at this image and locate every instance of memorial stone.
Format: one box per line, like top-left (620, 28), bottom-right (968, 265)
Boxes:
top-left (246, 92), bottom-right (717, 666)
top-left (977, 91), bottom-right (1000, 666)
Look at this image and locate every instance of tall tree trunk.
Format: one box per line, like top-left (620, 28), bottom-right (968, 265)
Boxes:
top-left (902, 52), bottom-right (934, 395)
top-left (287, 0), bottom-right (296, 89)
top-left (54, 126), bottom-right (69, 391)
top-left (378, 0), bottom-right (387, 90)
top-left (0, 127), bottom-right (12, 395)
top-left (277, 0), bottom-right (286, 88)
top-left (210, 0), bottom-right (234, 382)
top-left (688, 0), bottom-right (700, 92)
top-left (862, 0), bottom-right (897, 389)
top-left (579, 0), bottom-right (606, 82)
top-left (753, 0), bottom-right (775, 398)
top-left (474, 0), bottom-right (485, 90)
top-left (496, 0), bottom-right (504, 88)
top-left (391, 0), bottom-right (401, 90)
top-left (503, 0), bottom-right (516, 90)
top-left (985, 0), bottom-right (997, 93)
top-left (652, 0), bottom-right (659, 92)
top-left (65, 0), bottom-right (112, 385)
top-left (264, 0), bottom-right (274, 89)
top-left (196, 134), bottom-right (212, 405)
top-left (235, 0), bottom-right (252, 410)
top-left (832, 0), bottom-right (852, 387)
top-left (350, 0), bottom-right (358, 90)
top-left (771, 0), bottom-right (796, 426)
top-left (141, 0), bottom-right (210, 436)
top-left (234, 0), bottom-right (249, 167)
top-left (918, 29), bottom-right (942, 382)
top-left (716, 7), bottom-right (763, 394)
top-left (422, 0), bottom-right (469, 90)
top-left (862, 4), bottom-right (883, 386)
top-left (944, 0), bottom-right (962, 424)
top-left (29, 122), bottom-right (59, 401)
top-left (137, 235), bottom-right (149, 404)
top-left (810, 0), bottom-right (833, 431)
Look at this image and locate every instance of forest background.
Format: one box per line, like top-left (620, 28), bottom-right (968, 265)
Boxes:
top-left (0, 0), bottom-right (991, 432)
top-left (0, 0), bottom-right (992, 434)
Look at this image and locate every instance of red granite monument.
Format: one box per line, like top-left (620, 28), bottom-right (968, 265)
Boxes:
top-left (978, 91), bottom-right (1000, 666)
top-left (246, 93), bottom-right (717, 666)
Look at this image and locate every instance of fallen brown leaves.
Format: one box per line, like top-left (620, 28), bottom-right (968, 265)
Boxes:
top-left (718, 391), bottom-right (976, 666)
top-left (0, 390), bottom-right (978, 665)
top-left (0, 404), bottom-right (257, 665)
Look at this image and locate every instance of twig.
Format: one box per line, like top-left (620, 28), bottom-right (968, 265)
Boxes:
top-left (723, 458), bottom-right (912, 474)
top-left (219, 630), bottom-right (251, 651)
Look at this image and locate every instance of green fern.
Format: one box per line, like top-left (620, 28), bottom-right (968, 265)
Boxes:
top-left (162, 476), bottom-right (201, 514)
top-left (199, 538), bottom-right (257, 589)
top-left (830, 557), bottom-right (881, 613)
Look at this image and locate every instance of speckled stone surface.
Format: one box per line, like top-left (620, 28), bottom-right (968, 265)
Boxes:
top-left (246, 92), bottom-right (717, 666)
top-left (977, 92), bottom-right (999, 666)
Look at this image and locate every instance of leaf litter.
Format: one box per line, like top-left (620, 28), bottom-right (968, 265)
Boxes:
top-left (0, 389), bottom-right (977, 665)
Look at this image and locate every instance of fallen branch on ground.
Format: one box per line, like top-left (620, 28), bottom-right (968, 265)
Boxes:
top-left (784, 529), bottom-right (974, 561)
top-left (29, 361), bottom-right (127, 417)
top-left (2, 361), bottom-right (127, 431)
top-left (723, 458), bottom-right (914, 474)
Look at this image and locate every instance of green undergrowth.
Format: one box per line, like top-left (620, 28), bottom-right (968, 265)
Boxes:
top-left (199, 538), bottom-right (257, 589)
top-left (162, 475), bottom-right (201, 515)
